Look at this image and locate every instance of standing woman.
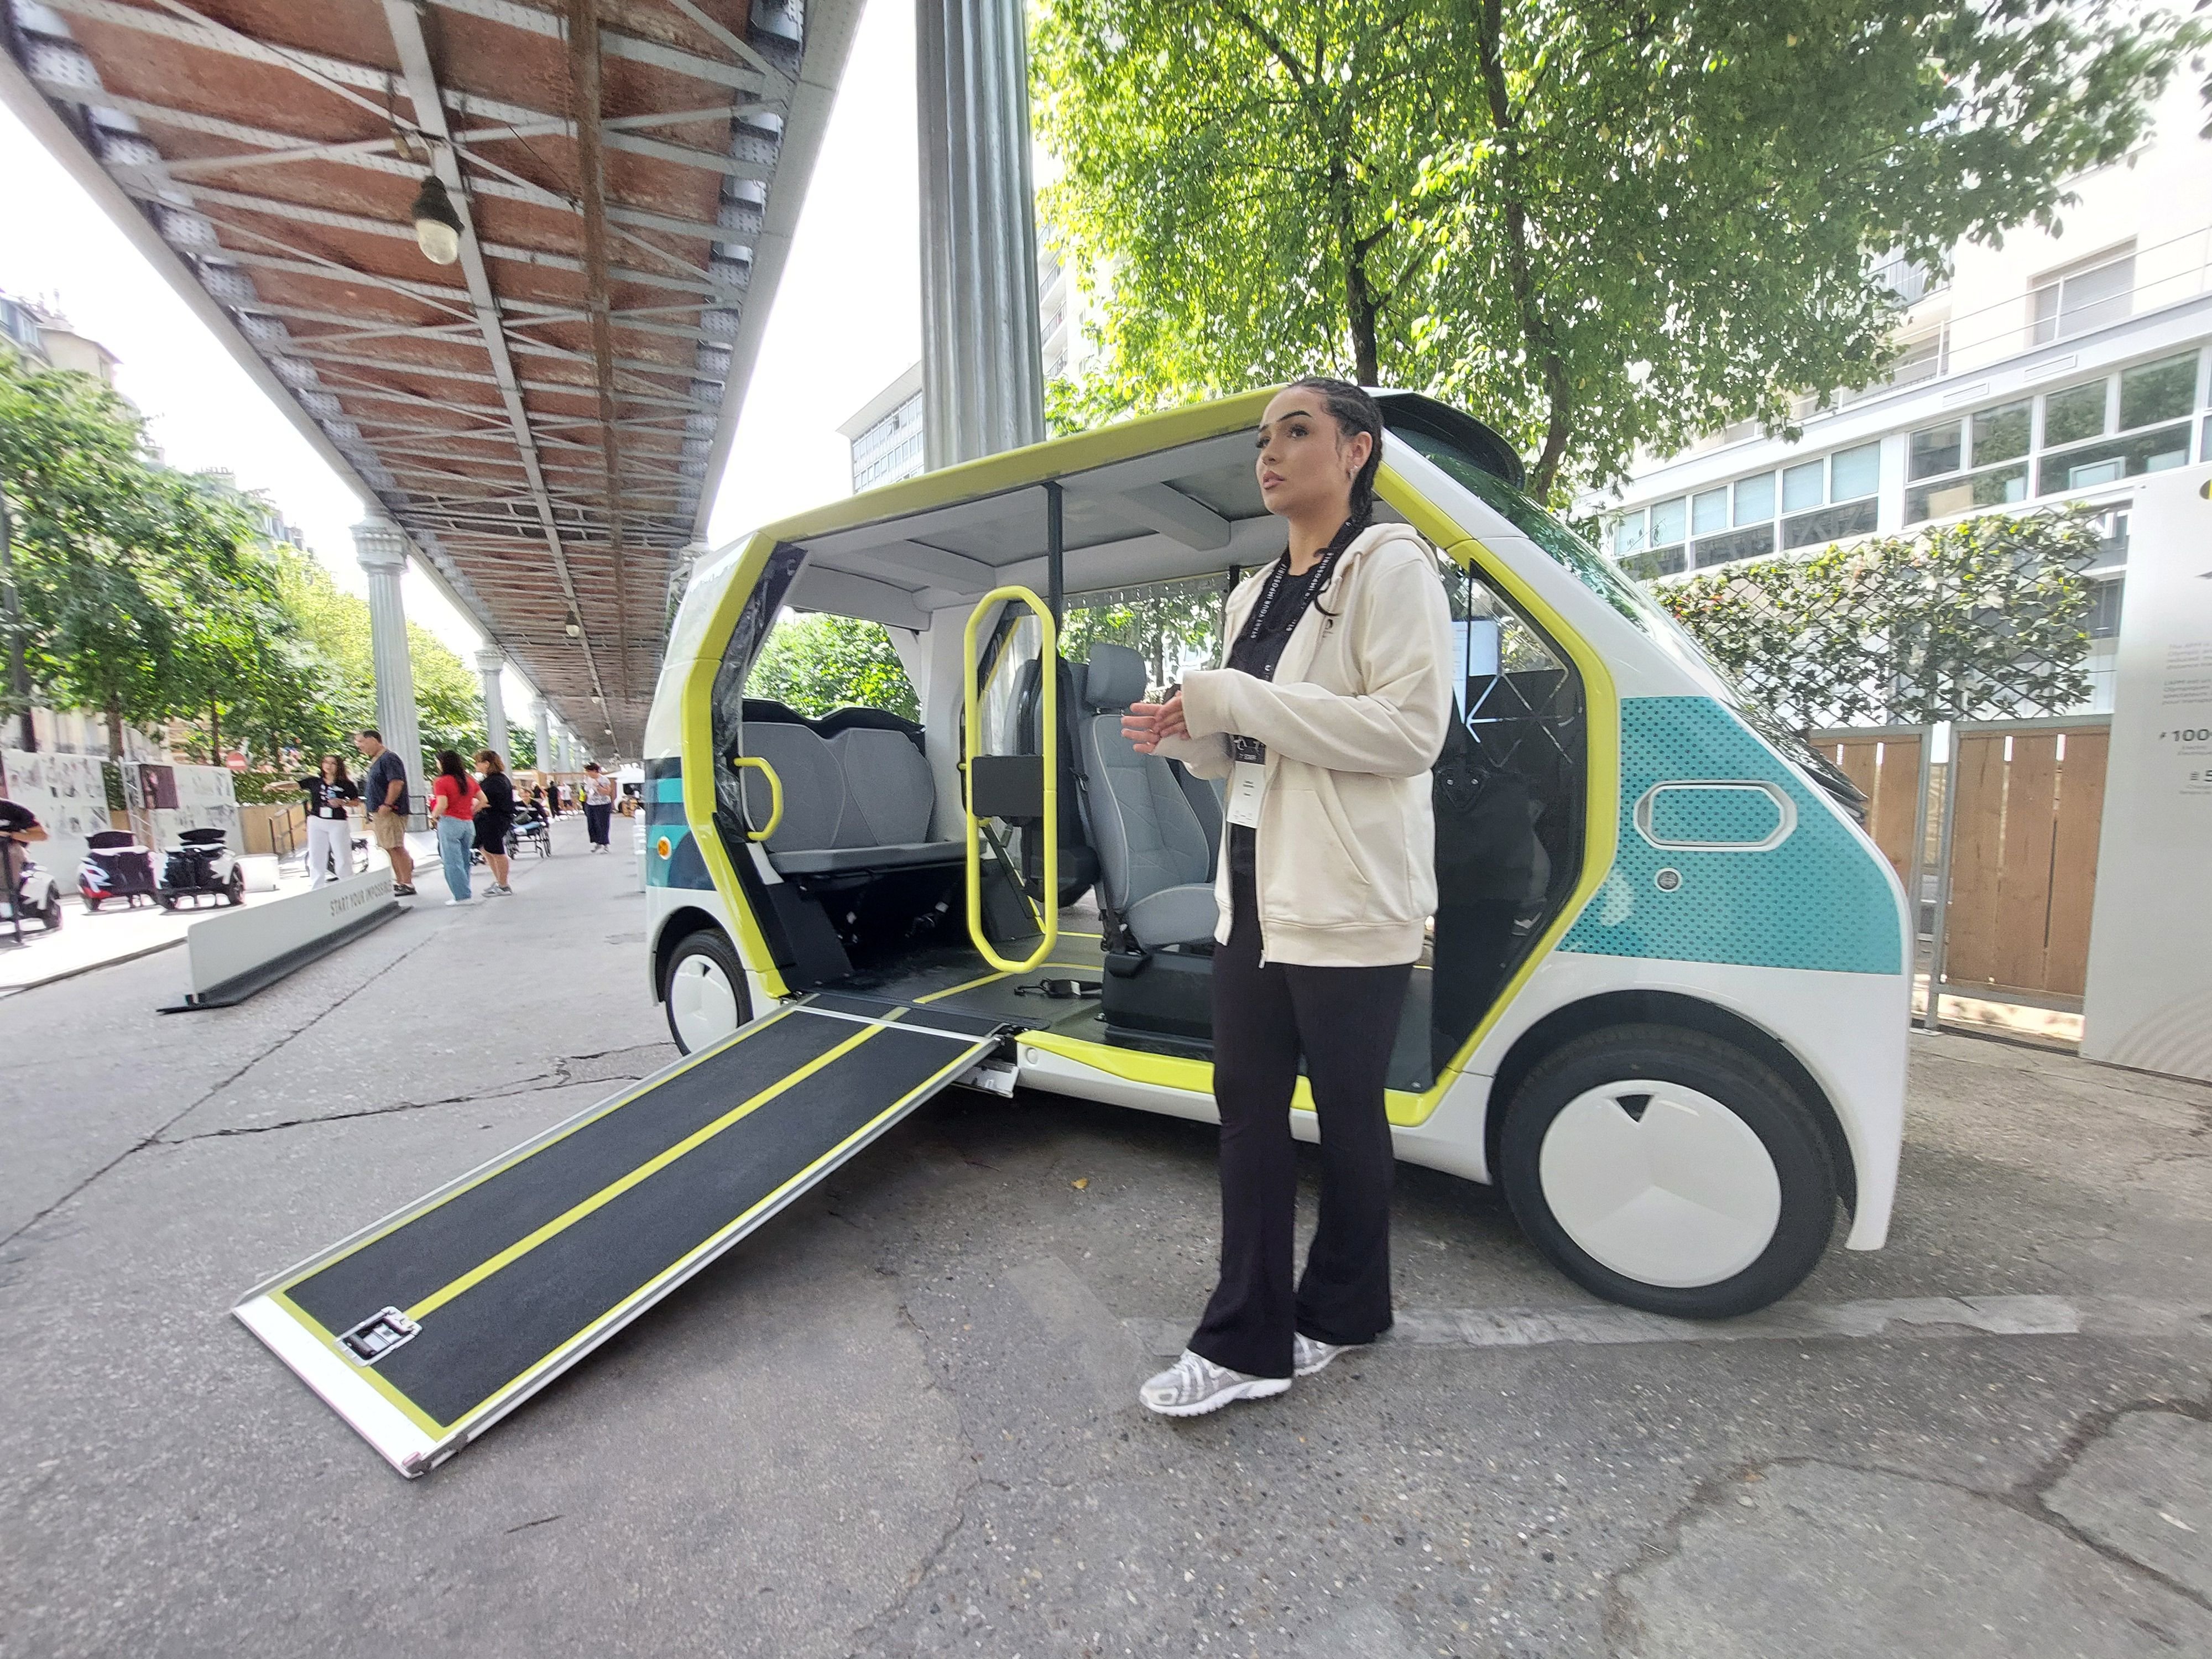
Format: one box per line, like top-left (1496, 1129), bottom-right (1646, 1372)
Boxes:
top-left (1124, 378), bottom-right (1454, 1416)
top-left (298, 754), bottom-right (362, 889)
top-left (426, 749), bottom-right (483, 906)
top-left (473, 749), bottom-right (516, 896)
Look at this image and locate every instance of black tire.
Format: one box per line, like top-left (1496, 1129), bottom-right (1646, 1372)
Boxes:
top-left (156, 891), bottom-right (177, 911)
top-left (39, 893), bottom-right (62, 931)
top-left (659, 926), bottom-right (749, 1055)
top-left (82, 893), bottom-right (101, 914)
top-left (1498, 1023), bottom-right (1837, 1319)
top-left (223, 869), bottom-right (246, 906)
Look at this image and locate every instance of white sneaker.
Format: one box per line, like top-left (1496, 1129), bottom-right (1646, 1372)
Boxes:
top-left (486, 884), bottom-right (512, 896)
top-left (444, 896), bottom-right (478, 906)
top-left (1293, 1333), bottom-right (1363, 1376)
top-left (1139, 1349), bottom-right (1291, 1417)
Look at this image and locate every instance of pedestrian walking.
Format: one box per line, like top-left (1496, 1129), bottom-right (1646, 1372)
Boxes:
top-left (426, 749), bottom-right (483, 905)
top-left (353, 729), bottom-right (416, 896)
top-left (581, 762), bottom-right (615, 852)
top-left (473, 749), bottom-right (515, 896)
top-left (1122, 378), bottom-right (1453, 1417)
top-left (546, 781), bottom-right (563, 818)
top-left (298, 753), bottom-right (362, 888)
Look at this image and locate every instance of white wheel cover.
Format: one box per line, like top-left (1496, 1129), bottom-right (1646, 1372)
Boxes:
top-left (1538, 1078), bottom-right (1782, 1288)
top-left (667, 953), bottom-right (739, 1052)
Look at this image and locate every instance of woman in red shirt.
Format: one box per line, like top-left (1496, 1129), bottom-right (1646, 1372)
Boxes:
top-left (426, 749), bottom-right (483, 905)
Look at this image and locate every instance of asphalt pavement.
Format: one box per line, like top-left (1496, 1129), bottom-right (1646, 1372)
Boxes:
top-left (2, 811), bottom-right (2206, 1658)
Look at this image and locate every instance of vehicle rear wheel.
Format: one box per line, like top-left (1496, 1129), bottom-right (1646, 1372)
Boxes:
top-left (1499, 1023), bottom-right (1837, 1319)
top-left (38, 892), bottom-right (62, 930)
top-left (224, 868), bottom-right (246, 906)
top-left (660, 927), bottom-right (748, 1055)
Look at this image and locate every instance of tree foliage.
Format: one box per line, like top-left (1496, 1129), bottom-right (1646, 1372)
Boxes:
top-left (749, 612), bottom-right (920, 721)
top-left (1, 343), bottom-right (495, 774)
top-left (1653, 509), bottom-right (2101, 728)
top-left (1035, 1), bottom-right (2194, 500)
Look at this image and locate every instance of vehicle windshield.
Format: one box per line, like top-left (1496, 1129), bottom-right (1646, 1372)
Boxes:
top-left (1389, 424), bottom-right (1867, 816)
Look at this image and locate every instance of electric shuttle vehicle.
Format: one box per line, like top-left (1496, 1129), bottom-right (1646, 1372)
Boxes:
top-left (643, 387), bottom-right (1911, 1322)
top-left (235, 387), bottom-right (1912, 1478)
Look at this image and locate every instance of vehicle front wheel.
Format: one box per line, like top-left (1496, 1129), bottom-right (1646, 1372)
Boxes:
top-left (38, 893), bottom-right (62, 930)
top-left (224, 869), bottom-right (246, 906)
top-left (82, 893), bottom-right (102, 914)
top-left (1499, 1023), bottom-right (1838, 1319)
top-left (660, 926), bottom-right (748, 1054)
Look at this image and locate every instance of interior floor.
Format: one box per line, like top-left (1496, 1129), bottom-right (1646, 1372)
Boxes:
top-left (823, 910), bottom-right (1444, 1096)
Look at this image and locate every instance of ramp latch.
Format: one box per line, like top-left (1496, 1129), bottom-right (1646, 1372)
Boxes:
top-left (338, 1307), bottom-right (421, 1365)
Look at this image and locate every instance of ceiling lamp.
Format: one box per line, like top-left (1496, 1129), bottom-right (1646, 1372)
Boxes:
top-left (409, 174), bottom-right (462, 265)
top-left (563, 613), bottom-right (582, 639)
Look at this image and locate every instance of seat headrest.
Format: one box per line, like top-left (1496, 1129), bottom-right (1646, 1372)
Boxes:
top-left (1083, 643), bottom-right (1150, 711)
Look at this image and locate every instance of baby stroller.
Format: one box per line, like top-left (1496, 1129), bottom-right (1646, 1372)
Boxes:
top-left (510, 804), bottom-right (552, 859)
top-left (79, 828), bottom-right (159, 911)
top-left (159, 827), bottom-right (245, 910)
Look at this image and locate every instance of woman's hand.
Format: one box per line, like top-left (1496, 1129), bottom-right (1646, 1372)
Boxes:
top-left (1121, 693), bottom-right (1189, 755)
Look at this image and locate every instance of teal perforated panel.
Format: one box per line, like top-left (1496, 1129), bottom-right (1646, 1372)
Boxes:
top-left (1646, 785), bottom-right (1783, 846)
top-left (1563, 697), bottom-right (1902, 974)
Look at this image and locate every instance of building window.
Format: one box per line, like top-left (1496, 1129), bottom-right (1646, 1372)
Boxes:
top-left (1905, 351), bottom-right (2201, 525)
top-left (1778, 442), bottom-right (1882, 550)
top-left (2029, 246), bottom-right (2135, 345)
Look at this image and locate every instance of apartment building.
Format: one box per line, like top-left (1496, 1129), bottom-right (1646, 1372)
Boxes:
top-left (1582, 79), bottom-right (2211, 707)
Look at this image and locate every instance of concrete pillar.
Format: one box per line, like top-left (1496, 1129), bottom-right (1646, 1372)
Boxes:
top-left (917, 0), bottom-right (1046, 470)
top-left (473, 647), bottom-right (510, 765)
top-left (532, 700), bottom-right (555, 777)
top-left (353, 517), bottom-right (425, 825)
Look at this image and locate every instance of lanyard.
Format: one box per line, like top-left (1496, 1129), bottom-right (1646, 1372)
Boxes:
top-left (1227, 516), bottom-right (1361, 762)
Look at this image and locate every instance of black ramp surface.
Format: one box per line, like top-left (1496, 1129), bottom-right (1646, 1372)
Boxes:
top-left (371, 1022), bottom-right (985, 1427)
top-left (285, 1011), bottom-right (849, 1333)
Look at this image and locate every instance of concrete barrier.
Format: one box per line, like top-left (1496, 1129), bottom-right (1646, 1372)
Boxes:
top-left (161, 867), bottom-right (402, 1013)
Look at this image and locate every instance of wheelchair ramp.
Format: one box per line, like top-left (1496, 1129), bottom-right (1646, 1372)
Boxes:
top-left (234, 997), bottom-right (1003, 1476)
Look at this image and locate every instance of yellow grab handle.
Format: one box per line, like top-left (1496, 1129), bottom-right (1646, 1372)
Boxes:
top-left (727, 755), bottom-right (783, 842)
top-left (963, 587), bottom-right (1058, 974)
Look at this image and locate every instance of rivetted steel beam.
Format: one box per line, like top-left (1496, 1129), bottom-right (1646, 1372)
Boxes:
top-left (570, 0), bottom-right (632, 704)
top-left (379, 0), bottom-right (612, 727)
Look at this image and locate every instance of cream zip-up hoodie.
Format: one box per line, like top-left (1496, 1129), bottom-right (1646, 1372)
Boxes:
top-left (1155, 521), bottom-right (1454, 967)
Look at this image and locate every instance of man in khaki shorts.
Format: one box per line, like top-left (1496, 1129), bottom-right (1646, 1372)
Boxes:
top-left (353, 728), bottom-right (417, 896)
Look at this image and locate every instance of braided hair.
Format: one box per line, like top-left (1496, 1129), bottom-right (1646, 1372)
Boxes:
top-left (1283, 376), bottom-right (1385, 615)
top-left (1286, 375), bottom-right (1384, 528)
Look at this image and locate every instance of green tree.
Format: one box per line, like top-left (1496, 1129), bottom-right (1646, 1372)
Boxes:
top-left (1036, 1), bottom-right (2194, 500)
top-left (748, 612), bottom-right (919, 721)
top-left (1653, 509), bottom-right (2101, 728)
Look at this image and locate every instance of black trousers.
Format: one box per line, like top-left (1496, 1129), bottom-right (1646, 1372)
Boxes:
top-left (585, 802), bottom-right (613, 846)
top-left (1188, 861), bottom-right (1413, 1379)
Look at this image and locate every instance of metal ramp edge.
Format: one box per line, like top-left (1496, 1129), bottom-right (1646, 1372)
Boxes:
top-left (233, 997), bottom-right (1006, 1476)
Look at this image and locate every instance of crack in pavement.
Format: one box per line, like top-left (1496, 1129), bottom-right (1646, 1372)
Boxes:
top-left (1604, 1386), bottom-right (2212, 1650)
top-left (839, 1300), bottom-right (988, 1656)
top-left (1, 930), bottom-right (442, 1251)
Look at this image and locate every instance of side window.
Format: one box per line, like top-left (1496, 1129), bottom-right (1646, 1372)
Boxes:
top-left (1426, 545), bottom-right (1587, 1080)
top-left (1058, 572), bottom-right (1233, 688)
top-left (745, 611), bottom-right (919, 721)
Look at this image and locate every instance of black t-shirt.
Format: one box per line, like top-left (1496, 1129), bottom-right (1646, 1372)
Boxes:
top-left (363, 750), bottom-right (409, 817)
top-left (479, 771), bottom-right (514, 816)
top-left (299, 777), bottom-right (362, 820)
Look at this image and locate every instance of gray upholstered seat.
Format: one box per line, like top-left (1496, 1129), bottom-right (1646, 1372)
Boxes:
top-left (1078, 643), bottom-right (1220, 948)
top-left (735, 720), bottom-right (962, 877)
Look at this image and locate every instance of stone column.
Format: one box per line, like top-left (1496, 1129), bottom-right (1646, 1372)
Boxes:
top-left (473, 647), bottom-right (510, 766)
top-left (353, 517), bottom-right (425, 826)
top-left (532, 700), bottom-right (555, 778)
top-left (917, 0), bottom-right (1046, 470)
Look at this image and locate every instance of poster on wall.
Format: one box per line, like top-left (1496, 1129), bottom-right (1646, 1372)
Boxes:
top-left (1, 749), bottom-right (112, 885)
top-left (149, 763), bottom-right (243, 848)
top-left (2081, 463), bottom-right (2212, 1081)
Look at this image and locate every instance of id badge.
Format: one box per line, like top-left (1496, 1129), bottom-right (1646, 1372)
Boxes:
top-left (1225, 761), bottom-right (1268, 828)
